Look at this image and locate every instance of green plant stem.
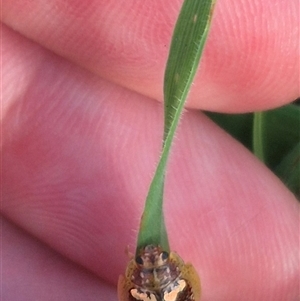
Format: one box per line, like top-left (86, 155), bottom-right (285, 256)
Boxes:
top-left (253, 111), bottom-right (265, 162)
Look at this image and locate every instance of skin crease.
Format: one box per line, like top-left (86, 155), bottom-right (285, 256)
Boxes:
top-left (1, 1), bottom-right (299, 301)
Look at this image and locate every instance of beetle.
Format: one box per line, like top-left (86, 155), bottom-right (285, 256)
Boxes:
top-left (118, 245), bottom-right (201, 301)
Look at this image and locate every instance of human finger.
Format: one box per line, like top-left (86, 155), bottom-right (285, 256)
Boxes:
top-left (2, 0), bottom-right (299, 112)
top-left (2, 25), bottom-right (299, 300)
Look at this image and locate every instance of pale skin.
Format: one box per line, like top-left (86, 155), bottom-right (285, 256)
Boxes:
top-left (1, 0), bottom-right (299, 300)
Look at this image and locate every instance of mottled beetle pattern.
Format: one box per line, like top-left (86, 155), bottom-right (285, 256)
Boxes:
top-left (118, 245), bottom-right (201, 301)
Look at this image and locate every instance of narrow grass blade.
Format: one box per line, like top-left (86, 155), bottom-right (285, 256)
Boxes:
top-left (136, 0), bottom-right (216, 254)
top-left (253, 111), bottom-right (265, 162)
top-left (208, 104), bottom-right (300, 170)
top-left (208, 104), bottom-right (300, 198)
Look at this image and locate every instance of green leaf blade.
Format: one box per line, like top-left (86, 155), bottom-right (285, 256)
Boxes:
top-left (253, 111), bottom-right (265, 162)
top-left (136, 0), bottom-right (216, 255)
top-left (164, 0), bottom-right (216, 142)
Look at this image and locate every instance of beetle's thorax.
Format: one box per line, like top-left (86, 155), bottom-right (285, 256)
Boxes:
top-left (131, 245), bottom-right (181, 291)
